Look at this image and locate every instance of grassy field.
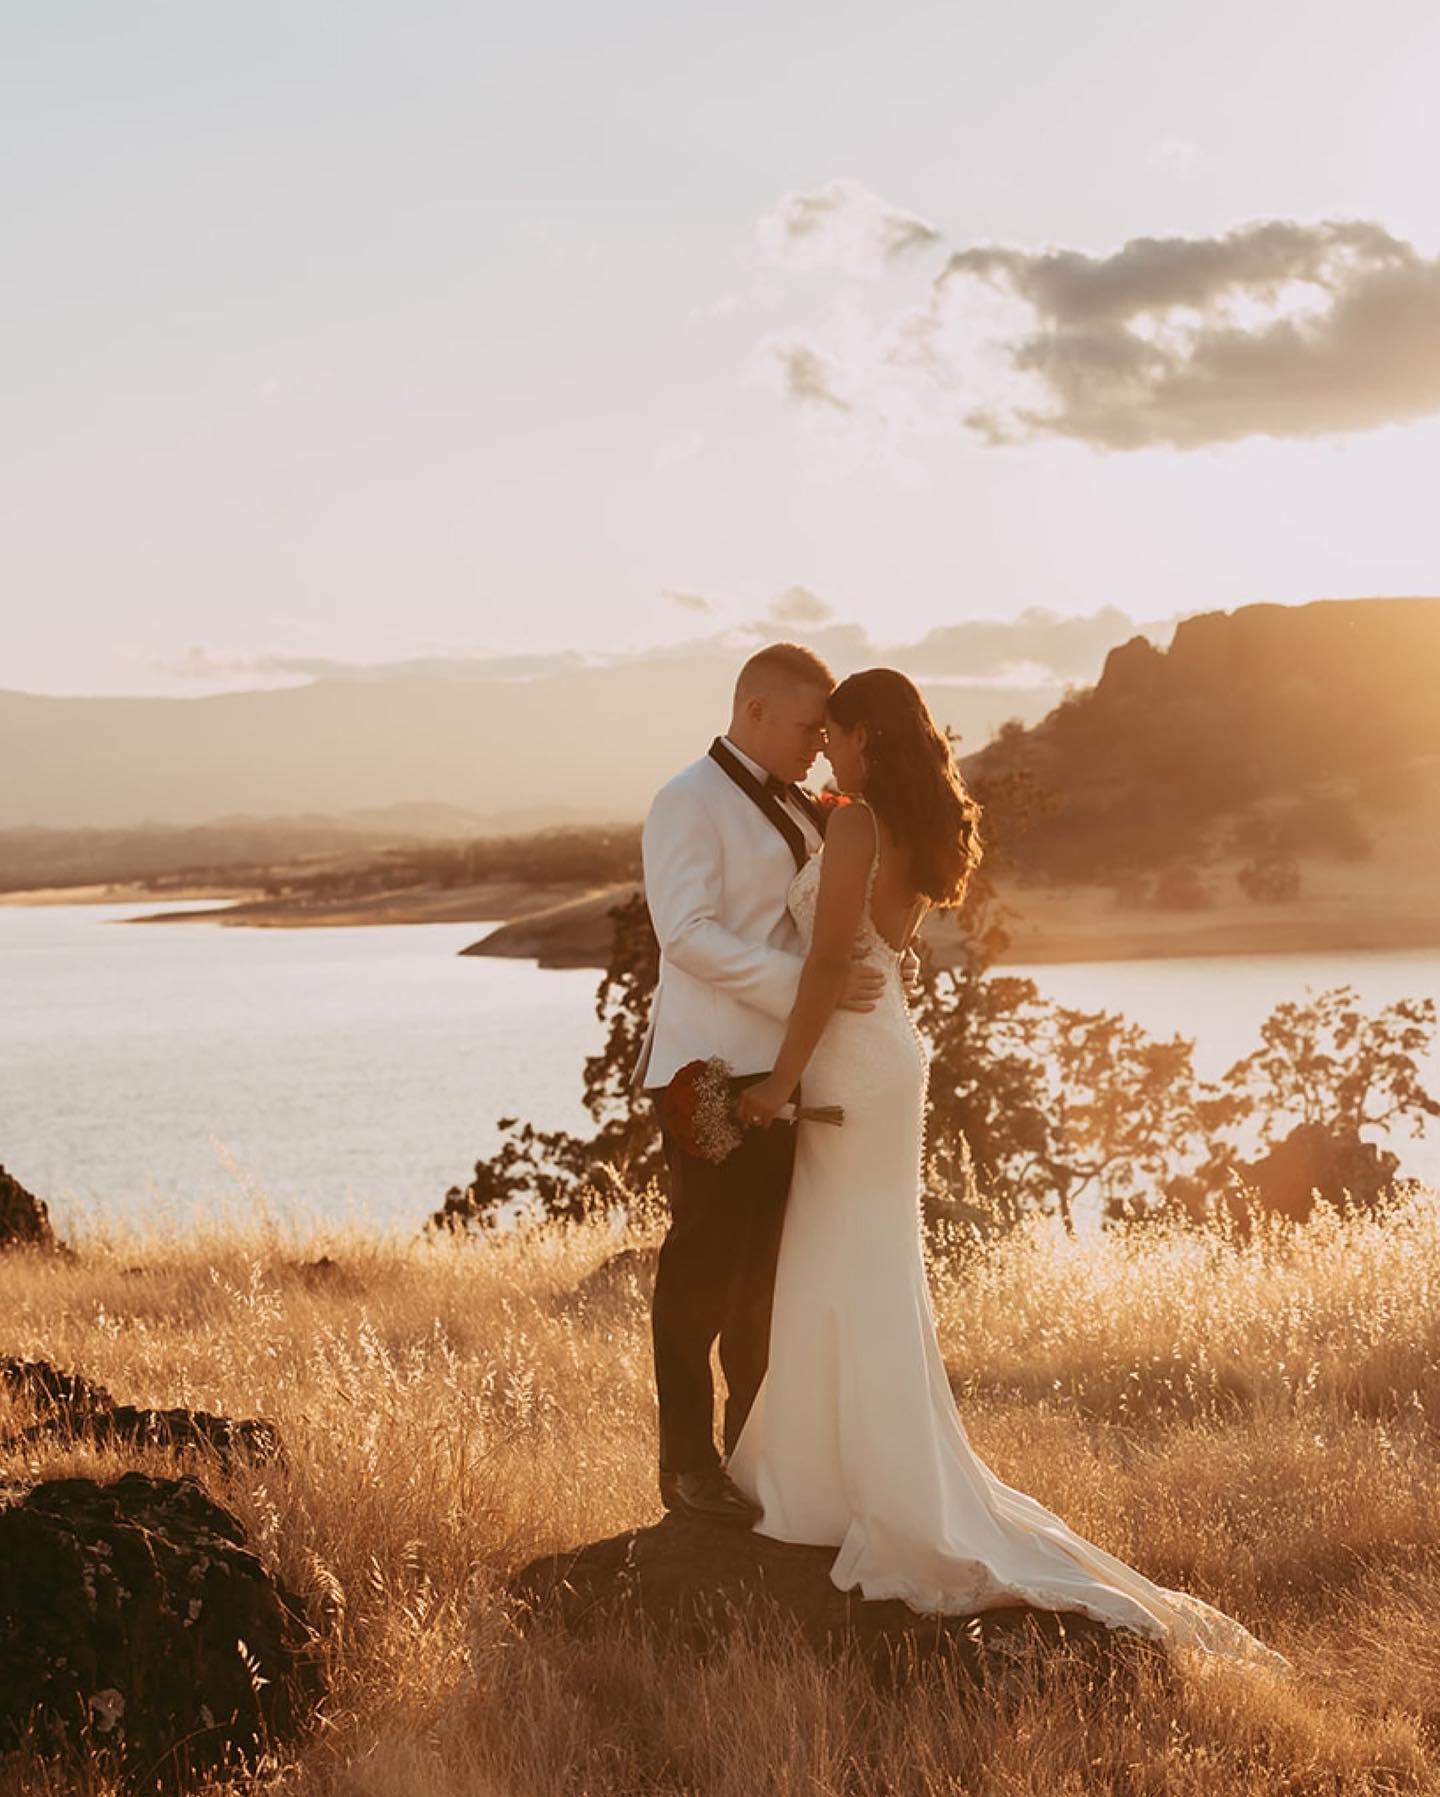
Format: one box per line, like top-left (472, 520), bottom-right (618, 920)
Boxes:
top-left (1, 1190), bottom-right (1437, 1795)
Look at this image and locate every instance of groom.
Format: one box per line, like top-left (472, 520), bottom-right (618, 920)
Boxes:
top-left (633, 643), bottom-right (890, 1524)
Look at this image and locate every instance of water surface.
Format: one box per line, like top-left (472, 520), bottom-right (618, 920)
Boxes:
top-left (1, 903), bottom-right (1435, 1234)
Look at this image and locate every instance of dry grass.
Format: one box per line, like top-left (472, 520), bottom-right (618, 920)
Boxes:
top-left (1, 1190), bottom-right (1438, 1795)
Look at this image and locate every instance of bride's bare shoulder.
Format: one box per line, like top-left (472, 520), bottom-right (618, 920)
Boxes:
top-left (819, 800), bottom-right (878, 872)
top-left (827, 799), bottom-right (878, 838)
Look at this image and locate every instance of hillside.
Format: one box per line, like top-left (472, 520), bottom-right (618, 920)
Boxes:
top-left (966, 596), bottom-right (1440, 886)
top-left (0, 802), bottom-right (599, 902)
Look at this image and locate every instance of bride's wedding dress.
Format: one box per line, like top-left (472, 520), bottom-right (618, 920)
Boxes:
top-left (728, 835), bottom-right (1290, 1674)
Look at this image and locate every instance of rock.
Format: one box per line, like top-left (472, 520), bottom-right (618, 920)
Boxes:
top-left (0, 1164), bottom-right (55, 1252)
top-left (510, 1514), bottom-right (1155, 1686)
top-left (0, 1471), bottom-right (321, 1789)
top-left (1096, 633), bottom-right (1166, 698)
top-left (286, 1253), bottom-right (363, 1295)
top-left (564, 1246), bottom-right (657, 1310)
top-left (0, 1359), bottom-right (283, 1469)
top-left (461, 882), bottom-right (641, 970)
top-left (1239, 1121), bottom-right (1399, 1223)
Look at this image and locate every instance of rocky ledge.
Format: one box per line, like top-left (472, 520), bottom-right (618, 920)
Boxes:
top-left (510, 1513), bottom-right (1161, 1688)
top-left (0, 1357), bottom-right (284, 1468)
top-left (0, 1164), bottom-right (57, 1253)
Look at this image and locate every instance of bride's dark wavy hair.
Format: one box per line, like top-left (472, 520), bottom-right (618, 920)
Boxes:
top-left (826, 668), bottom-right (983, 907)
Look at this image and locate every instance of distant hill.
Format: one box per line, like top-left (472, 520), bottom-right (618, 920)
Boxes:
top-left (467, 595), bottom-right (1440, 970)
top-left (0, 614), bottom-right (1134, 829)
top-left (0, 805), bottom-right (593, 893)
top-left (965, 596), bottom-right (1440, 884)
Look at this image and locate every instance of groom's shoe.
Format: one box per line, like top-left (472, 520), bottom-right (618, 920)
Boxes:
top-left (659, 1466), bottom-right (762, 1526)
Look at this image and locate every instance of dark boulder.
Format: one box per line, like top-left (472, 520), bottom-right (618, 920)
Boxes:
top-left (563, 1246), bottom-right (657, 1311)
top-left (0, 1471), bottom-right (321, 1789)
top-left (510, 1514), bottom-right (1155, 1686)
top-left (287, 1253), bottom-right (362, 1294)
top-left (0, 1358), bottom-right (282, 1468)
top-left (1156, 1123), bottom-right (1402, 1234)
top-left (0, 1164), bottom-right (55, 1252)
top-left (1240, 1121), bottom-right (1399, 1223)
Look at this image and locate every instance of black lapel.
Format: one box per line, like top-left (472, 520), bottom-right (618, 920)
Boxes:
top-left (790, 787), bottom-right (828, 839)
top-left (708, 738), bottom-right (809, 873)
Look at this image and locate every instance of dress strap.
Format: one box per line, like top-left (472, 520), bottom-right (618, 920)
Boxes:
top-left (853, 797), bottom-right (928, 955)
top-left (850, 798), bottom-right (883, 924)
top-left (852, 794), bottom-right (880, 855)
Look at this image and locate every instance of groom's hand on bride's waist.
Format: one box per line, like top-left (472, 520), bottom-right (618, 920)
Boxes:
top-left (837, 950), bottom-right (885, 1012)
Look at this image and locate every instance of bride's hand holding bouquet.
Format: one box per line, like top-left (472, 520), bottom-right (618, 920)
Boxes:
top-left (735, 1074), bottom-right (798, 1128)
top-left (660, 1056), bottom-right (842, 1156)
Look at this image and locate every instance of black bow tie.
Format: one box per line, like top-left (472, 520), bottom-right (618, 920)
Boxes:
top-left (763, 775), bottom-right (791, 801)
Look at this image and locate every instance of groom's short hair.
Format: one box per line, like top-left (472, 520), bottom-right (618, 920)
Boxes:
top-left (734, 642), bottom-right (835, 706)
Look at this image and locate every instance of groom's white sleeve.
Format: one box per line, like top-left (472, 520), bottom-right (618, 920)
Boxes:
top-left (643, 785), bottom-right (804, 1022)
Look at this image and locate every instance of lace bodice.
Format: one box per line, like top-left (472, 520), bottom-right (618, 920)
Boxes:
top-left (791, 844), bottom-right (891, 970)
top-left (787, 839), bottom-right (898, 966)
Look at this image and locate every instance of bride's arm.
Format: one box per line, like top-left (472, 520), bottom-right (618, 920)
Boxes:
top-left (736, 803), bottom-right (876, 1125)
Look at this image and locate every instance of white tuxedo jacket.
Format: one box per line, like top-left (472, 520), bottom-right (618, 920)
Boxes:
top-left (632, 748), bottom-right (821, 1091)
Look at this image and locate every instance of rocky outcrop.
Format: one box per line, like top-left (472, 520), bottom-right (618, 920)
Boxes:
top-left (1161, 1122), bottom-right (1402, 1231)
top-left (462, 882), bottom-right (641, 966)
top-left (0, 1472), bottom-right (321, 1789)
top-left (0, 1359), bottom-right (282, 1468)
top-left (510, 1514), bottom-right (1155, 1686)
top-left (0, 1164), bottom-right (55, 1252)
top-left (965, 596), bottom-right (1440, 882)
top-left (1240, 1122), bottom-right (1400, 1224)
top-left (285, 1253), bottom-right (363, 1295)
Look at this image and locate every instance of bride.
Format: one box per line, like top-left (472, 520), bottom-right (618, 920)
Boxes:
top-left (728, 668), bottom-right (1290, 1674)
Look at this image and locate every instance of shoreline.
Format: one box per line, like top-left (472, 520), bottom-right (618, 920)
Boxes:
top-left (0, 880), bottom-right (266, 908)
top-left (8, 869), bottom-right (1440, 971)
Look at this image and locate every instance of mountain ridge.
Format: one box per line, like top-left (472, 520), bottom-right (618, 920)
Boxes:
top-left (1, 613), bottom-right (1135, 830)
top-left (965, 595), bottom-right (1440, 884)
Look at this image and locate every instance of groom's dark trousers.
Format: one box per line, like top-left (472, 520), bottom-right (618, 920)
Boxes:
top-left (651, 1099), bottom-right (797, 1476)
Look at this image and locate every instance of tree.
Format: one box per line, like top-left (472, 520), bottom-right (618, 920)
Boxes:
top-left (1222, 986), bottom-right (1440, 1144)
top-left (1145, 986), bottom-right (1438, 1231)
top-left (430, 894), bottom-right (661, 1233)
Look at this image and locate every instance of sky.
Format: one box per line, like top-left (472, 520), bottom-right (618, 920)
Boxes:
top-left (3, 0), bottom-right (1439, 697)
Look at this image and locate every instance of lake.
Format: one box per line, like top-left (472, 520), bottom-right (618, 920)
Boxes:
top-left (2, 902), bottom-right (1437, 1235)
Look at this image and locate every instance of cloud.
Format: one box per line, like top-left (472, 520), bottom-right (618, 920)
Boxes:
top-left (754, 179), bottom-right (940, 276)
top-left (901, 606), bottom-right (1148, 681)
top-left (1150, 136), bottom-right (1200, 179)
top-left (766, 340), bottom-right (855, 412)
top-left (160, 648), bottom-right (592, 684)
top-left (688, 279), bottom-right (785, 321)
top-left (767, 586), bottom-right (834, 626)
top-left (664, 589), bottom-right (714, 615)
top-left (941, 219), bottom-right (1440, 447)
top-left (758, 207), bottom-right (1440, 451)
top-left (157, 607), bottom-right (1148, 699)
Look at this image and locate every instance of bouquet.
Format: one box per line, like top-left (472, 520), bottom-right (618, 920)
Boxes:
top-left (660, 1057), bottom-right (844, 1164)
